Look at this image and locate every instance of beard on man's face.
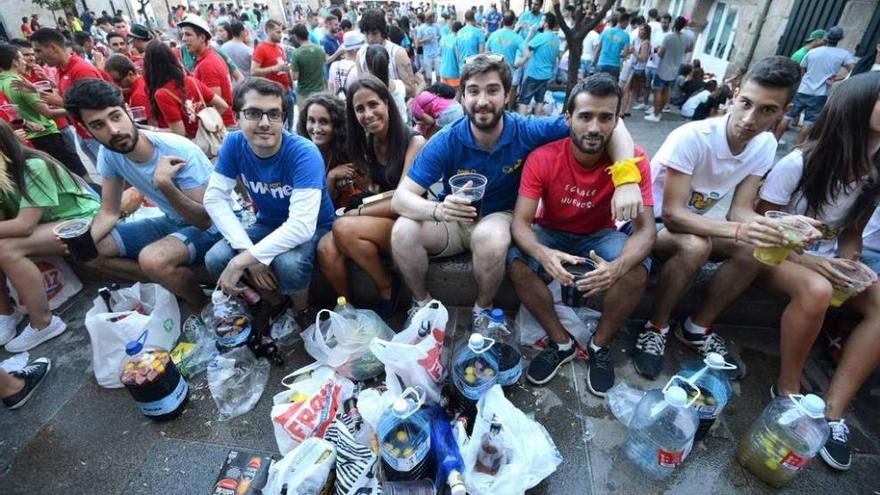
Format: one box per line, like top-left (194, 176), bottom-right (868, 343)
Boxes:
top-left (102, 125), bottom-right (140, 154)
top-left (466, 102), bottom-right (504, 131)
top-left (571, 129), bottom-right (608, 156)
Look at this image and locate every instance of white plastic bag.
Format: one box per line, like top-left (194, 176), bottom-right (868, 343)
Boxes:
top-left (84, 283), bottom-right (181, 388)
top-left (270, 363), bottom-right (356, 454)
top-left (207, 346), bottom-right (270, 421)
top-left (606, 381), bottom-right (647, 427)
top-left (263, 437), bottom-right (336, 495)
top-left (324, 413), bottom-right (382, 495)
top-left (303, 309), bottom-right (393, 381)
top-left (514, 281), bottom-right (600, 355)
top-left (369, 300), bottom-right (448, 404)
top-left (458, 385), bottom-right (563, 495)
top-left (8, 257), bottom-right (82, 312)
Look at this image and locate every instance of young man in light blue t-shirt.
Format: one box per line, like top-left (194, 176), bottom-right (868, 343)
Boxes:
top-left (63, 79), bottom-right (220, 314)
top-left (439, 22), bottom-right (462, 86)
top-left (456, 10), bottom-right (485, 72)
top-left (516, 12), bottom-right (560, 116)
top-left (595, 12), bottom-right (632, 80)
top-left (204, 78), bottom-right (335, 323)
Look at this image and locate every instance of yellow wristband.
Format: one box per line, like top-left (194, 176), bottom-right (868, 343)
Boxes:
top-left (606, 157), bottom-right (644, 187)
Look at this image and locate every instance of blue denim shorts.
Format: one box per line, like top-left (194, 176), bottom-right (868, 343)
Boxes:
top-left (112, 214), bottom-right (222, 265)
top-left (652, 76), bottom-right (675, 89)
top-left (861, 246), bottom-right (880, 275)
top-left (507, 224), bottom-right (652, 273)
top-left (204, 223), bottom-right (327, 295)
top-left (517, 77), bottom-right (550, 105)
top-left (786, 92), bottom-right (828, 123)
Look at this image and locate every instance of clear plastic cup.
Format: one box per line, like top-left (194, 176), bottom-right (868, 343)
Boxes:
top-left (34, 80), bottom-right (52, 92)
top-left (753, 211), bottom-right (814, 266)
top-left (830, 260), bottom-right (877, 307)
top-left (54, 217), bottom-right (98, 262)
top-left (130, 106), bottom-right (148, 125)
top-left (561, 259), bottom-right (598, 306)
top-left (449, 173), bottom-right (488, 218)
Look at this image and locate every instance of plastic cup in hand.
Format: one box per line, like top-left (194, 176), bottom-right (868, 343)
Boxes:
top-left (130, 106), bottom-right (148, 126)
top-left (829, 260), bottom-right (877, 307)
top-left (0, 104), bottom-right (24, 130)
top-left (449, 173), bottom-right (488, 219)
top-left (34, 80), bottom-right (52, 93)
top-left (561, 259), bottom-right (598, 307)
top-left (752, 211), bottom-right (814, 266)
top-left (53, 218), bottom-right (99, 262)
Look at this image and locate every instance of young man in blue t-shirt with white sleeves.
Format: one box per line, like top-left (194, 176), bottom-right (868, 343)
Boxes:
top-left (203, 78), bottom-right (335, 321)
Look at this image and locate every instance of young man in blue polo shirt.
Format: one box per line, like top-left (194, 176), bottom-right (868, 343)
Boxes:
top-left (391, 55), bottom-right (642, 329)
top-left (203, 78), bottom-right (335, 322)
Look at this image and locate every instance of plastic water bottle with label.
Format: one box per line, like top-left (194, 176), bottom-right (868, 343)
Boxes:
top-left (622, 376), bottom-right (700, 479)
top-left (484, 309), bottom-right (523, 389)
top-left (426, 406), bottom-right (467, 495)
top-left (451, 334), bottom-right (499, 420)
top-left (737, 394), bottom-right (830, 487)
top-left (120, 330), bottom-right (189, 421)
top-left (379, 387), bottom-right (434, 481)
top-left (678, 352), bottom-right (736, 440)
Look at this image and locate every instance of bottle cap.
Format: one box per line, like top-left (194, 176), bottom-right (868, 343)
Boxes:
top-left (392, 398), bottom-right (408, 415)
top-left (705, 352), bottom-right (726, 369)
top-left (337, 296), bottom-right (347, 306)
top-left (801, 394), bottom-right (826, 418)
top-left (664, 385), bottom-right (688, 407)
top-left (469, 333), bottom-right (485, 348)
top-left (490, 308), bottom-right (505, 321)
top-left (125, 340), bottom-right (143, 356)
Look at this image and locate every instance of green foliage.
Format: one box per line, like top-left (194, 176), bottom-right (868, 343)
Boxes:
top-left (31, 0), bottom-right (76, 12)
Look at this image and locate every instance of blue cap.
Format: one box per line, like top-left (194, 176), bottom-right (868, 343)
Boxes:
top-left (125, 340), bottom-right (143, 356)
top-left (490, 308), bottom-right (505, 321)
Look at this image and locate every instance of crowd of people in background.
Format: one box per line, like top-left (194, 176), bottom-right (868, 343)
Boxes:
top-left (0, 0), bottom-right (878, 477)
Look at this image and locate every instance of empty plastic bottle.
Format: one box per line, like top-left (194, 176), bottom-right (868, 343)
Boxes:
top-left (485, 309), bottom-right (523, 388)
top-left (737, 394), bottom-right (830, 487)
top-left (334, 296), bottom-right (358, 321)
top-left (451, 334), bottom-right (499, 420)
top-left (378, 388), bottom-right (434, 481)
top-left (426, 406), bottom-right (467, 495)
top-left (678, 352), bottom-right (736, 440)
top-left (622, 377), bottom-right (700, 479)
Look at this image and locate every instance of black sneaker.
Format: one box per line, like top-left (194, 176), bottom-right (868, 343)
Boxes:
top-left (586, 342), bottom-right (615, 397)
top-left (294, 306), bottom-right (318, 331)
top-left (820, 419), bottom-right (852, 471)
top-left (633, 325), bottom-right (667, 379)
top-left (526, 340), bottom-right (576, 385)
top-left (674, 323), bottom-right (746, 380)
top-left (3, 357), bottom-right (51, 410)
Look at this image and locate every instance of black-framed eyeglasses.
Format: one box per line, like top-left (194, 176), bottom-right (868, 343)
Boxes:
top-left (240, 108), bottom-right (285, 122)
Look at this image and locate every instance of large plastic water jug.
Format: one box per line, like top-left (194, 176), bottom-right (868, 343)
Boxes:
top-left (120, 330), bottom-right (189, 421)
top-left (451, 334), bottom-right (498, 419)
top-left (378, 388), bottom-right (434, 481)
top-left (678, 352), bottom-right (736, 440)
top-left (485, 309), bottom-right (522, 388)
top-left (737, 394), bottom-right (830, 487)
top-left (622, 377), bottom-right (700, 479)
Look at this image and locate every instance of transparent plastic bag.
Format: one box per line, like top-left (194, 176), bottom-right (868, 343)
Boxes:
top-left (606, 381), bottom-right (647, 427)
top-left (207, 346), bottom-right (270, 421)
top-left (302, 309), bottom-right (394, 381)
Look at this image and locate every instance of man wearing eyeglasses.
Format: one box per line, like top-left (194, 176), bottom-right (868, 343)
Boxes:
top-left (203, 78), bottom-right (335, 323)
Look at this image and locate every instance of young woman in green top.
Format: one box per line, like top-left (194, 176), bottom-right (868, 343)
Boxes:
top-left (0, 120), bottom-right (99, 353)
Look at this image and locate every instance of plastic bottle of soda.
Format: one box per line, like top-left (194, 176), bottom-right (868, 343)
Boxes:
top-left (426, 406), bottom-right (467, 495)
top-left (485, 309), bottom-right (522, 389)
top-left (737, 394), bottom-right (830, 487)
top-left (678, 352), bottom-right (736, 440)
top-left (120, 330), bottom-right (189, 421)
top-left (474, 415), bottom-right (507, 476)
top-left (451, 334), bottom-right (499, 421)
top-left (622, 377), bottom-right (700, 479)
top-left (378, 388), bottom-right (434, 481)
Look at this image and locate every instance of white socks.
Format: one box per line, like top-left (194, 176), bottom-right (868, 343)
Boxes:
top-left (684, 317), bottom-right (709, 336)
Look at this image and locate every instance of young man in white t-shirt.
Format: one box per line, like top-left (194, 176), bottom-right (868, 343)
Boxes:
top-left (632, 56), bottom-right (804, 381)
top-left (681, 79), bottom-right (717, 119)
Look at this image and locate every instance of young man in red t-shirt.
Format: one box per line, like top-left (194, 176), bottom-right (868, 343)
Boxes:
top-left (178, 15), bottom-right (236, 128)
top-left (30, 27), bottom-right (110, 166)
top-left (251, 19), bottom-right (294, 129)
top-left (21, 18), bottom-right (32, 39)
top-left (105, 55), bottom-right (150, 120)
top-left (508, 75), bottom-right (656, 396)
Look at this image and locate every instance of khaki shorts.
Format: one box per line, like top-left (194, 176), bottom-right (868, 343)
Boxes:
top-left (431, 210), bottom-right (514, 258)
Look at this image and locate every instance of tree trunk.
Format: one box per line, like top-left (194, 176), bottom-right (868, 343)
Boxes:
top-left (554, 0), bottom-right (615, 108)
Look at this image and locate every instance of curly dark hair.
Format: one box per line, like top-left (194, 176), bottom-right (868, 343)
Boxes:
top-left (358, 8), bottom-right (388, 38)
top-left (296, 92), bottom-right (349, 168)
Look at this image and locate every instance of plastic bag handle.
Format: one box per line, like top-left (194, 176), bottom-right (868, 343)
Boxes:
top-left (469, 336), bottom-right (496, 354)
top-left (280, 362), bottom-right (325, 388)
top-left (396, 386), bottom-right (426, 419)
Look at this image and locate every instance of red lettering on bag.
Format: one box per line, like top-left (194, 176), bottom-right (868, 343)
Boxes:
top-left (275, 381), bottom-right (344, 442)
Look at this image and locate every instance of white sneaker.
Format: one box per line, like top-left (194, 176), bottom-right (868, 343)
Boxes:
top-left (644, 113), bottom-right (662, 122)
top-left (663, 105), bottom-right (672, 113)
top-left (632, 103), bottom-right (646, 111)
top-left (0, 309), bottom-right (24, 346)
top-left (5, 316), bottom-right (67, 353)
